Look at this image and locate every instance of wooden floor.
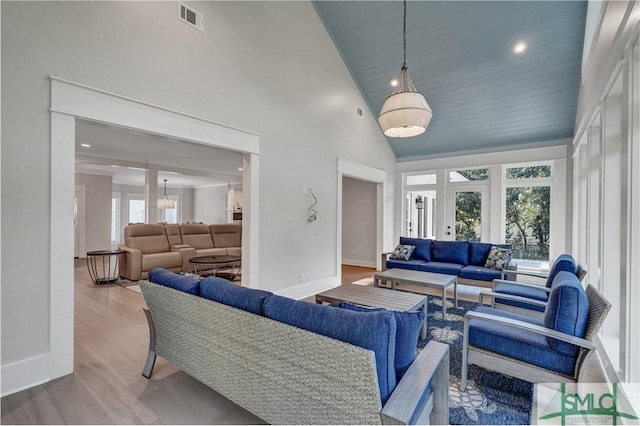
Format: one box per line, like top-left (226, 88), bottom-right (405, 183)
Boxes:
top-left (2, 263), bottom-right (606, 424)
top-left (1, 259), bottom-right (265, 425)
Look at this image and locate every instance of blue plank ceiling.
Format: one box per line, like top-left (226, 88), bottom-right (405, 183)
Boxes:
top-left (313, 1), bottom-right (587, 160)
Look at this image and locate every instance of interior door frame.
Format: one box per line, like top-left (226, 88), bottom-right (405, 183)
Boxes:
top-left (74, 185), bottom-right (86, 258)
top-left (0, 77), bottom-right (261, 397)
top-left (445, 183), bottom-right (490, 241)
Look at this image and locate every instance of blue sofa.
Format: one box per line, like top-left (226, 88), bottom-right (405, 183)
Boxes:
top-left (383, 237), bottom-right (513, 288)
top-left (141, 268), bottom-right (450, 425)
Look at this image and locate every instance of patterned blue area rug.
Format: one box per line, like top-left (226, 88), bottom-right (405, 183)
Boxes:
top-left (418, 297), bottom-right (533, 425)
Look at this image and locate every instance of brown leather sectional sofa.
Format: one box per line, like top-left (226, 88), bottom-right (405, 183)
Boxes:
top-left (118, 223), bottom-right (241, 280)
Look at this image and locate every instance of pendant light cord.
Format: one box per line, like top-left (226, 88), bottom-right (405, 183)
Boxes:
top-left (402, 0), bottom-right (407, 68)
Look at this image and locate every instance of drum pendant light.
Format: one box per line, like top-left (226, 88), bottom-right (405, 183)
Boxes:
top-left (378, 0), bottom-right (432, 138)
top-left (158, 179), bottom-right (176, 209)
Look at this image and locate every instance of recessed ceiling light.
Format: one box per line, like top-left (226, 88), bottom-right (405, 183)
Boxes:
top-left (513, 41), bottom-right (527, 54)
top-left (238, 168), bottom-right (243, 171)
top-left (390, 79), bottom-right (398, 87)
top-left (80, 143), bottom-right (91, 147)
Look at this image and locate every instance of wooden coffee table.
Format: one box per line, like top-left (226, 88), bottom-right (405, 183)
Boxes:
top-left (315, 283), bottom-right (429, 339)
top-left (373, 269), bottom-right (458, 317)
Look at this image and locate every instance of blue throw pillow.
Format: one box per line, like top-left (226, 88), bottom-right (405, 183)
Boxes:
top-left (432, 240), bottom-right (469, 265)
top-left (399, 237), bottom-right (432, 262)
top-left (543, 272), bottom-right (588, 356)
top-left (200, 276), bottom-right (272, 315)
top-left (339, 302), bottom-right (425, 381)
top-left (148, 268), bottom-right (200, 295)
top-left (263, 295), bottom-right (397, 404)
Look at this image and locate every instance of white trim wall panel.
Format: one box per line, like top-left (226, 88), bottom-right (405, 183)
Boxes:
top-left (571, 0), bottom-right (639, 382)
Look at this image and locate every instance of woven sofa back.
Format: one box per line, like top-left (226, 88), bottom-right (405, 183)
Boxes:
top-left (141, 282), bottom-right (383, 425)
top-left (179, 223), bottom-right (214, 249)
top-left (210, 224), bottom-right (241, 248)
top-left (124, 224), bottom-right (170, 254)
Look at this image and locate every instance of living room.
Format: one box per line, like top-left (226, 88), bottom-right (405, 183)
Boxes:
top-left (2, 1), bottom-right (639, 424)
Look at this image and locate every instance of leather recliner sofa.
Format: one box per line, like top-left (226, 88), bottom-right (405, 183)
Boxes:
top-left (118, 223), bottom-right (242, 280)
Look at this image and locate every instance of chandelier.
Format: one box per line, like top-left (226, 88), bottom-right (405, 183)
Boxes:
top-left (378, 0), bottom-right (432, 138)
top-left (157, 179), bottom-right (176, 209)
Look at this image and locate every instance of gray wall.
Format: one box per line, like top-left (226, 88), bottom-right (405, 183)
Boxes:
top-left (342, 177), bottom-right (377, 267)
top-left (193, 185), bottom-right (228, 224)
top-left (75, 173), bottom-right (112, 253)
top-left (1, 1), bottom-right (396, 372)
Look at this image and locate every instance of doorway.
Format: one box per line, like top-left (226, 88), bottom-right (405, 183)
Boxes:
top-left (342, 176), bottom-right (377, 268)
top-left (336, 158), bottom-right (387, 278)
top-left (43, 78), bottom-right (260, 388)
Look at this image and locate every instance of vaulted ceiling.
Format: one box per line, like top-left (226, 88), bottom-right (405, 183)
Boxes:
top-left (313, 1), bottom-right (587, 161)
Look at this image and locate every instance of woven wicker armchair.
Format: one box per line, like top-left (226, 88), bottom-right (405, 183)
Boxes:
top-left (461, 284), bottom-right (610, 390)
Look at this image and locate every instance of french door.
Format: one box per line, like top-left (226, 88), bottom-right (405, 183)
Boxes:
top-left (445, 186), bottom-right (489, 241)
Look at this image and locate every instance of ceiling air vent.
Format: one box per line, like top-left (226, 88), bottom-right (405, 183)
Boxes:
top-left (178, 3), bottom-right (204, 32)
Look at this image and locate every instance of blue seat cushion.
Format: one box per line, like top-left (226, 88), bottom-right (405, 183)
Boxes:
top-left (263, 295), bottom-right (397, 403)
top-left (468, 306), bottom-right (576, 375)
top-left (200, 277), bottom-right (273, 315)
top-left (543, 272), bottom-right (588, 356)
top-left (339, 302), bottom-right (425, 381)
top-left (460, 265), bottom-right (503, 282)
top-left (469, 242), bottom-right (493, 266)
top-left (148, 268), bottom-right (200, 295)
top-left (386, 259), bottom-right (428, 271)
top-left (400, 237), bottom-right (433, 262)
top-left (432, 240), bottom-right (469, 265)
top-left (419, 261), bottom-right (463, 276)
top-left (545, 254), bottom-right (577, 288)
top-left (493, 282), bottom-right (549, 312)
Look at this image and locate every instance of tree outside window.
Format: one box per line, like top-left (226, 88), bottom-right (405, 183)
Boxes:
top-left (505, 166), bottom-right (551, 260)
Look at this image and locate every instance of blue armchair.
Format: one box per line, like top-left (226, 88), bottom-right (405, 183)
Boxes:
top-left (461, 274), bottom-right (610, 389)
top-left (483, 254), bottom-right (585, 314)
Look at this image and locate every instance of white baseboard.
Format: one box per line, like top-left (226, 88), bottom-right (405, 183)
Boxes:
top-left (274, 275), bottom-right (339, 300)
top-left (342, 259), bottom-right (376, 268)
top-left (1, 353), bottom-right (53, 397)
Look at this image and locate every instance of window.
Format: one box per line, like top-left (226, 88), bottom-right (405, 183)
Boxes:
top-left (406, 173), bottom-right (436, 185)
top-left (405, 191), bottom-right (436, 239)
top-left (129, 199), bottom-right (145, 224)
top-left (505, 186), bottom-right (550, 260)
top-left (504, 163), bottom-right (552, 261)
top-left (158, 195), bottom-right (180, 223)
top-left (505, 165), bottom-right (551, 179)
top-left (449, 168), bottom-right (489, 182)
top-left (405, 172), bottom-right (437, 239)
top-left (455, 190), bottom-right (483, 241)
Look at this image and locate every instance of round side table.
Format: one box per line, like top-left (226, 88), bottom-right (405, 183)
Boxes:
top-left (86, 250), bottom-right (125, 285)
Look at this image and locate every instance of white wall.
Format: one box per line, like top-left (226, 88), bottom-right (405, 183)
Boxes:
top-left (74, 173), bottom-right (112, 253)
top-left (342, 177), bottom-right (377, 267)
top-left (0, 0), bottom-right (396, 392)
top-left (193, 185), bottom-right (228, 224)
